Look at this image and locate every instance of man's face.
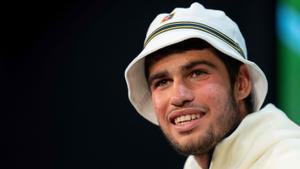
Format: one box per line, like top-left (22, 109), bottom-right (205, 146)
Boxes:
top-left (147, 48), bottom-right (243, 155)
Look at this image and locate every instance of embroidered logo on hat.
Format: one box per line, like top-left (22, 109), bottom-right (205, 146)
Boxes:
top-left (161, 13), bottom-right (175, 23)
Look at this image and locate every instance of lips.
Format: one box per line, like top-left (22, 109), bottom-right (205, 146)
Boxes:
top-left (174, 113), bottom-right (201, 125)
top-left (168, 107), bottom-right (206, 132)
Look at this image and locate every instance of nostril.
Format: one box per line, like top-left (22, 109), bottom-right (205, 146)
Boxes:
top-left (170, 96), bottom-right (185, 107)
top-left (170, 96), bottom-right (194, 107)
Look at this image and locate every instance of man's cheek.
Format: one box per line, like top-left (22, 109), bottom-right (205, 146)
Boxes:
top-left (202, 84), bottom-right (227, 101)
top-left (152, 94), bottom-right (167, 116)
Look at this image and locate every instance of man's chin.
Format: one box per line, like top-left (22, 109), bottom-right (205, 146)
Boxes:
top-left (165, 131), bottom-right (215, 156)
top-left (171, 141), bottom-right (208, 156)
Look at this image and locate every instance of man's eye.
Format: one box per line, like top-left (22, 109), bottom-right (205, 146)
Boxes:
top-left (154, 79), bottom-right (169, 88)
top-left (191, 70), bottom-right (207, 78)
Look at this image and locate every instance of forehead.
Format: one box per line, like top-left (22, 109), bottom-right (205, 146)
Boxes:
top-left (147, 48), bottom-right (225, 73)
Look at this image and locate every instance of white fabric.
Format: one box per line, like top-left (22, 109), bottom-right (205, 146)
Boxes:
top-left (183, 103), bottom-right (300, 169)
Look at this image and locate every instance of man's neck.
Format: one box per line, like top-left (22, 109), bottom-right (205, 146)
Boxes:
top-left (194, 152), bottom-right (213, 169)
top-left (193, 103), bottom-right (249, 169)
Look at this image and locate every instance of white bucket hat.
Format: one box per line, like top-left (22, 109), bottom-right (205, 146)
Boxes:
top-left (125, 2), bottom-right (268, 125)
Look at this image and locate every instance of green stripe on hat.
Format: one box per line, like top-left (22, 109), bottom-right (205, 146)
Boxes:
top-left (144, 21), bottom-right (245, 58)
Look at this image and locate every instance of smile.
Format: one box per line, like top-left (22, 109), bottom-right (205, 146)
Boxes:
top-left (169, 107), bottom-right (207, 128)
top-left (169, 108), bottom-right (206, 132)
top-left (174, 114), bottom-right (201, 125)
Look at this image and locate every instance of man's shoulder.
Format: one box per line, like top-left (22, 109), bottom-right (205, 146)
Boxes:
top-left (255, 138), bottom-right (300, 168)
top-left (244, 103), bottom-right (300, 168)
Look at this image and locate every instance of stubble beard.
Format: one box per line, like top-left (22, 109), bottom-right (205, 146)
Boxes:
top-left (159, 94), bottom-right (240, 156)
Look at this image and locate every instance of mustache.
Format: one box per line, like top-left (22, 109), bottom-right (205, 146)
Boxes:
top-left (167, 103), bottom-right (208, 115)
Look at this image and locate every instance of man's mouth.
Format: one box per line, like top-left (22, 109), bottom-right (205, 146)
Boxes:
top-left (169, 108), bottom-right (206, 126)
top-left (174, 114), bottom-right (201, 125)
top-left (168, 109), bottom-right (206, 132)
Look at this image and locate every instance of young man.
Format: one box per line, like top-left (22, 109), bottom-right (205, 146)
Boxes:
top-left (125, 3), bottom-right (300, 169)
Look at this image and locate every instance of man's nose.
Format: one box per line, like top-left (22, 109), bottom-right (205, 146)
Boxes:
top-left (170, 82), bottom-right (194, 107)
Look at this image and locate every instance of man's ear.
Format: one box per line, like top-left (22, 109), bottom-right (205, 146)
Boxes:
top-left (234, 64), bottom-right (252, 101)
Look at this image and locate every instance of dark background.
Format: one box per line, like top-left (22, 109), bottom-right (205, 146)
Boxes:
top-left (1, 0), bottom-right (275, 168)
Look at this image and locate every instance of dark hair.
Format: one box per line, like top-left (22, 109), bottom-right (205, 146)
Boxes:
top-left (144, 38), bottom-right (253, 113)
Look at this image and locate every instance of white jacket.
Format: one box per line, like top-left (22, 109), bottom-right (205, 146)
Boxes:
top-left (183, 103), bottom-right (300, 169)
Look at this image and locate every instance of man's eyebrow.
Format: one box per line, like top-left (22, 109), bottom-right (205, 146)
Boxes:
top-left (147, 70), bottom-right (168, 85)
top-left (181, 60), bottom-right (216, 72)
top-left (147, 60), bottom-right (216, 85)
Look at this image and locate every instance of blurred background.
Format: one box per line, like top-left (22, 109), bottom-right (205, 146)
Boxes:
top-left (1, 0), bottom-right (299, 168)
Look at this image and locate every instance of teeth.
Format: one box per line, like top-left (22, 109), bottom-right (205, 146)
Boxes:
top-left (174, 114), bottom-right (200, 125)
